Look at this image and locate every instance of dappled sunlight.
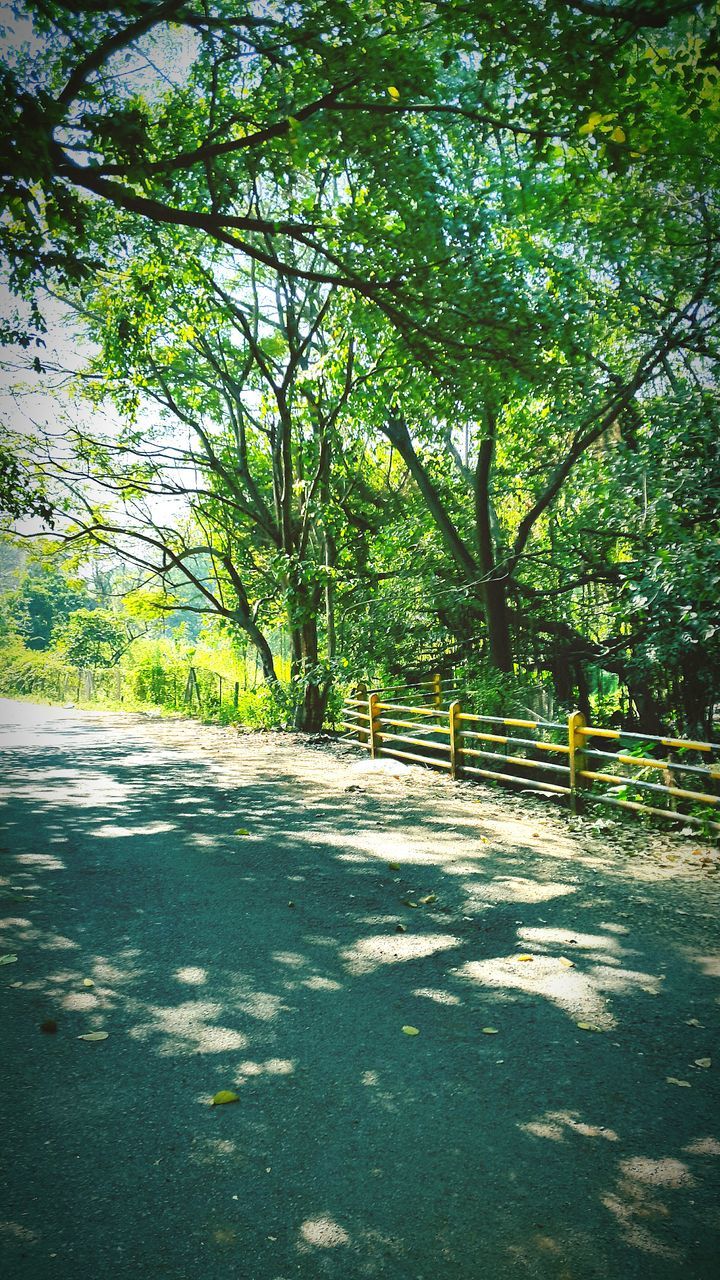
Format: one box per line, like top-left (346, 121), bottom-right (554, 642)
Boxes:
top-left (129, 999), bottom-right (249, 1056)
top-left (234, 1057), bottom-right (296, 1086)
top-left (601, 1155), bottom-right (696, 1260)
top-left (175, 965), bottom-right (208, 985)
top-left (519, 1109), bottom-right (620, 1143)
top-left (456, 954), bottom-right (617, 1028)
top-left (14, 852), bottom-right (66, 872)
top-left (683, 1137), bottom-right (720, 1157)
top-left (680, 949), bottom-right (720, 979)
top-left (3, 703), bottom-right (720, 1278)
top-left (298, 1214), bottom-right (350, 1250)
top-left (413, 986), bottom-right (462, 1005)
top-left (341, 931), bottom-right (460, 976)
top-left (92, 820), bottom-right (178, 838)
top-left (517, 925), bottom-right (627, 955)
top-left (466, 875), bottom-right (577, 905)
top-left (190, 1136), bottom-right (239, 1167)
top-left (301, 975), bottom-right (343, 991)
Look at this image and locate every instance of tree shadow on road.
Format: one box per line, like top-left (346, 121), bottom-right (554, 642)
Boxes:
top-left (1, 718), bottom-right (719, 1279)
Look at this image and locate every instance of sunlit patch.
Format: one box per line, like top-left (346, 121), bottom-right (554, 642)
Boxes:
top-left (341, 932), bottom-right (460, 976)
top-left (234, 990), bottom-right (285, 1021)
top-left (520, 1110), bottom-right (619, 1143)
top-left (601, 1153), bottom-right (696, 1259)
top-left (517, 926), bottom-right (624, 954)
top-left (15, 853), bottom-right (66, 871)
top-left (272, 951), bottom-right (306, 968)
top-left (682, 1136), bottom-right (720, 1157)
top-left (130, 1000), bottom-right (248, 1055)
top-left (620, 1157), bottom-right (694, 1189)
top-left (175, 966), bottom-right (208, 985)
top-left (195, 1138), bottom-right (237, 1162)
top-left (456, 955), bottom-right (615, 1028)
top-left (92, 960), bottom-right (142, 985)
top-left (212, 1227), bottom-right (238, 1246)
top-left (299, 1215), bottom-right (350, 1249)
top-left (38, 932), bottom-right (79, 952)
top-left (681, 950), bottom-right (720, 978)
top-left (187, 833), bottom-right (219, 849)
top-left (91, 821), bottom-right (177, 838)
top-left (61, 992), bottom-right (98, 1011)
top-left (301, 976), bottom-right (342, 991)
top-left (412, 987), bottom-right (461, 1005)
top-left (472, 877), bottom-right (577, 905)
top-left (0, 1220), bottom-right (39, 1244)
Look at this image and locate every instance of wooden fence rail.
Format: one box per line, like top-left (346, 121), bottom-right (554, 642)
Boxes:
top-left (341, 677), bottom-right (720, 835)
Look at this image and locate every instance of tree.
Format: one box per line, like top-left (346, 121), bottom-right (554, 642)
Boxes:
top-left (58, 607), bottom-right (129, 669)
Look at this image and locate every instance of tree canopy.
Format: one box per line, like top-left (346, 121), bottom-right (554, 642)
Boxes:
top-left (1, 0), bottom-right (718, 731)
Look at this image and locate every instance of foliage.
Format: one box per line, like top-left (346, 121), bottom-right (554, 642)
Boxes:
top-left (0, 0), bottom-right (717, 734)
top-left (56, 608), bottom-right (129, 669)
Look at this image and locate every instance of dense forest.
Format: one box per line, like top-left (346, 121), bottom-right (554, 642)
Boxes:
top-left (1, 0), bottom-right (718, 735)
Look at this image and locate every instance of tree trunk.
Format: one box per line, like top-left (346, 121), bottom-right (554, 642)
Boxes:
top-left (482, 577), bottom-right (513, 672)
top-left (290, 614), bottom-right (329, 731)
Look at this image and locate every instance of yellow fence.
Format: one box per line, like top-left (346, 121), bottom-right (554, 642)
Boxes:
top-left (341, 679), bottom-right (720, 835)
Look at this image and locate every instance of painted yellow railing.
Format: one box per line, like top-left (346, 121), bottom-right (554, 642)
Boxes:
top-left (340, 683), bottom-right (720, 834)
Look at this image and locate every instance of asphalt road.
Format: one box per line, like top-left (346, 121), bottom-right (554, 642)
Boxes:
top-left (1, 699), bottom-right (719, 1280)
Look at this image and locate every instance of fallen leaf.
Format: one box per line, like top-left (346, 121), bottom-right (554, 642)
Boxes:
top-left (686, 1018), bottom-right (704, 1027)
top-left (211, 1090), bottom-right (239, 1105)
top-left (516, 954), bottom-right (534, 962)
top-left (694, 1058), bottom-right (711, 1069)
top-left (0, 954), bottom-right (18, 966)
top-left (78, 1031), bottom-right (109, 1042)
top-left (402, 1025), bottom-right (420, 1036)
top-left (387, 85), bottom-right (400, 100)
top-left (234, 828), bottom-right (249, 836)
top-left (82, 978), bottom-right (94, 988)
top-left (403, 900), bottom-right (418, 908)
top-left (419, 894), bottom-right (437, 905)
top-left (666, 1077), bottom-right (691, 1088)
top-left (576, 1023), bottom-right (602, 1032)
top-left (388, 862), bottom-right (401, 871)
top-left (559, 957), bottom-right (575, 968)
top-left (395, 924), bottom-right (407, 933)
top-left (482, 1027), bottom-right (499, 1035)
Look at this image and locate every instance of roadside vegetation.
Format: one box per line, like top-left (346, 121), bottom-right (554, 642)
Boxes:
top-left (0, 1), bottom-right (718, 739)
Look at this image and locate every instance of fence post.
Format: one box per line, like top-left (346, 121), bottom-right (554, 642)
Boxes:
top-left (218, 674), bottom-right (223, 705)
top-left (432, 671), bottom-right (443, 708)
top-left (233, 680), bottom-right (240, 709)
top-left (369, 692), bottom-right (381, 760)
top-left (568, 710), bottom-right (586, 814)
top-left (356, 682), bottom-right (368, 745)
top-left (449, 700), bottom-right (462, 780)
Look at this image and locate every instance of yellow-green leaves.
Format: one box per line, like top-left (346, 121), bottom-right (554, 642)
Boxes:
top-left (387, 86), bottom-right (400, 101)
top-left (234, 827), bottom-right (250, 836)
top-left (211, 1090), bottom-right (239, 1105)
top-left (78, 1031), bottom-right (109, 1042)
top-left (0, 954), bottom-right (18, 965)
top-left (402, 1025), bottom-right (419, 1036)
top-left (482, 1027), bottom-right (499, 1035)
top-left (666, 1077), bottom-right (691, 1087)
top-left (578, 112), bottom-right (626, 143)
